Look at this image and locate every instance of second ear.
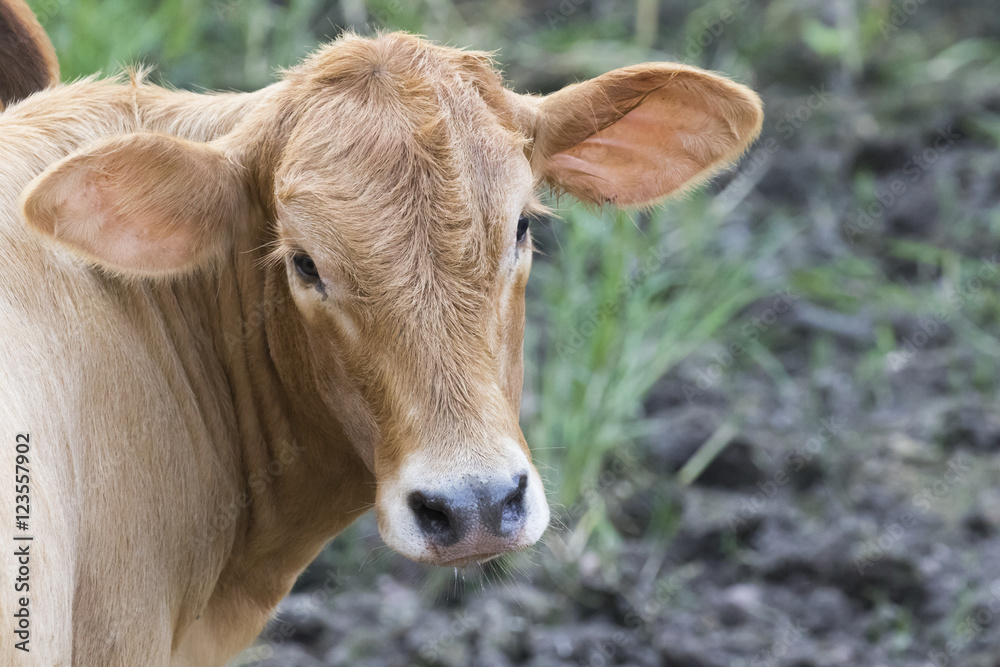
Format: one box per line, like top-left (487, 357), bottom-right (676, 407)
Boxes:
top-left (20, 132), bottom-right (251, 276)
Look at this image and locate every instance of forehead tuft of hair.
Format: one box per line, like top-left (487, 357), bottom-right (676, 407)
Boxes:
top-left (282, 31), bottom-right (525, 136)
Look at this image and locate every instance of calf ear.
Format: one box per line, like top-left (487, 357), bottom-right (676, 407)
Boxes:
top-left (20, 132), bottom-right (251, 277)
top-left (530, 63), bottom-right (763, 206)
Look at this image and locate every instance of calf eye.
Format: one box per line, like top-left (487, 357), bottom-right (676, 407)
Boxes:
top-left (292, 253), bottom-right (320, 283)
top-left (516, 215), bottom-right (530, 243)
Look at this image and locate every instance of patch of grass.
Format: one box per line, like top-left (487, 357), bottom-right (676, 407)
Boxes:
top-left (521, 193), bottom-right (778, 549)
top-left (38, 0), bottom-right (328, 89)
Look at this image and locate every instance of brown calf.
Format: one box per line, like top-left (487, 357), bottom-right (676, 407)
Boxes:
top-left (0, 3), bottom-right (762, 665)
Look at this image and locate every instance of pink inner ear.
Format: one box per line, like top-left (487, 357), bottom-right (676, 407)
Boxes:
top-left (546, 88), bottom-right (735, 205)
top-left (54, 174), bottom-right (195, 272)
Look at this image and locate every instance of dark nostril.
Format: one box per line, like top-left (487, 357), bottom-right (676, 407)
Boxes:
top-left (498, 473), bottom-right (528, 535)
top-left (408, 491), bottom-right (459, 546)
top-left (410, 474), bottom-right (530, 549)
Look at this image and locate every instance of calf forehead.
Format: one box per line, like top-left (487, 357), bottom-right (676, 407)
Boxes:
top-left (283, 85), bottom-right (526, 214)
top-left (282, 39), bottom-right (529, 197)
top-left (281, 32), bottom-right (530, 202)
top-left (276, 37), bottom-right (531, 302)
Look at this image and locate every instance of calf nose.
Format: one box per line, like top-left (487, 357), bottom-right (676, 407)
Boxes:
top-left (408, 473), bottom-right (529, 548)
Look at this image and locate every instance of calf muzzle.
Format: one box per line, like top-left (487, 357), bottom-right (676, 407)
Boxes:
top-left (407, 472), bottom-right (529, 558)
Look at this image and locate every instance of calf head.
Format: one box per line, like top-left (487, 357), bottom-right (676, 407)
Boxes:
top-left (20, 33), bottom-right (762, 566)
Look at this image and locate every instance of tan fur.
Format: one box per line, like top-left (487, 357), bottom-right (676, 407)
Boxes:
top-left (0, 24), bottom-right (761, 667)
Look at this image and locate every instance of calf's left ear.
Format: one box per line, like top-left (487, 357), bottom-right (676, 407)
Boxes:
top-left (526, 63), bottom-right (763, 206)
top-left (20, 132), bottom-right (251, 277)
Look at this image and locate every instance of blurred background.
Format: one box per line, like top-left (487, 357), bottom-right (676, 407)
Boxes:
top-left (32, 0), bottom-right (1000, 665)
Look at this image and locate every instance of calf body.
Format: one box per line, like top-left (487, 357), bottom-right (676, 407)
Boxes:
top-left (0, 7), bottom-right (762, 665)
top-left (0, 80), bottom-right (372, 664)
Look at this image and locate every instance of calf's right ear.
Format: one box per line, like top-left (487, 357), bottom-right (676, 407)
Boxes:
top-left (20, 132), bottom-right (252, 277)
